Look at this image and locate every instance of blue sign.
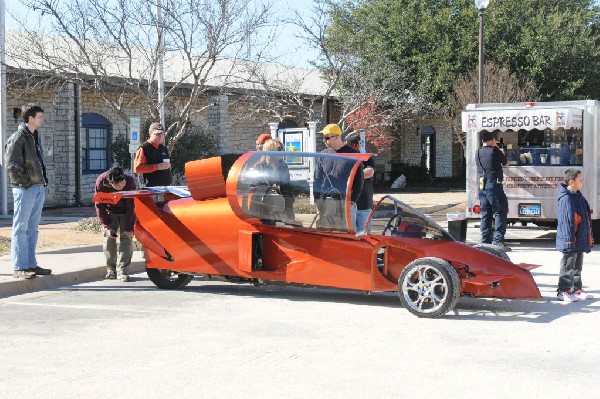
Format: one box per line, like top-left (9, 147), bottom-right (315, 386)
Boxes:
top-left (131, 131), bottom-right (139, 141)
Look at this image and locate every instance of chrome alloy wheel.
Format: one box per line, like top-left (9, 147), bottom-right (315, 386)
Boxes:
top-left (402, 265), bottom-right (448, 313)
top-left (398, 258), bottom-right (460, 318)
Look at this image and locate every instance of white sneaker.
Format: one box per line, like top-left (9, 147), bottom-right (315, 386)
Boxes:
top-left (573, 289), bottom-right (593, 300)
top-left (557, 291), bottom-right (579, 302)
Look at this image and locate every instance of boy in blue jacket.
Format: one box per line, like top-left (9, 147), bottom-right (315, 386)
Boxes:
top-left (556, 169), bottom-right (594, 302)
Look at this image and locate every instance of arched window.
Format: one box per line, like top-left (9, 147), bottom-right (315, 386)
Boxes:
top-left (82, 113), bottom-right (111, 173)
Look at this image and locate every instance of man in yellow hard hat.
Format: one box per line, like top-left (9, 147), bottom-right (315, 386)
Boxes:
top-left (313, 124), bottom-right (363, 231)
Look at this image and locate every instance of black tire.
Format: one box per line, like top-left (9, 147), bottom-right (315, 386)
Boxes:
top-left (472, 243), bottom-right (510, 261)
top-left (147, 268), bottom-right (194, 289)
top-left (397, 257), bottom-right (460, 318)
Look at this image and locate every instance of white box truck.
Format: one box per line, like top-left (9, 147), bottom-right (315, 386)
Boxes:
top-left (462, 100), bottom-right (600, 241)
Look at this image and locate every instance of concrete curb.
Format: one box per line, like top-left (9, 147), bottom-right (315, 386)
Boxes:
top-left (0, 261), bottom-right (145, 299)
top-left (0, 247), bottom-right (145, 299)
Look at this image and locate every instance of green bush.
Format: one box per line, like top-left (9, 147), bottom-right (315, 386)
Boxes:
top-left (168, 124), bottom-right (219, 184)
top-left (111, 134), bottom-right (131, 168)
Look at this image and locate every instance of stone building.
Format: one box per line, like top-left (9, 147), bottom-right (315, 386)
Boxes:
top-left (2, 67), bottom-right (464, 211)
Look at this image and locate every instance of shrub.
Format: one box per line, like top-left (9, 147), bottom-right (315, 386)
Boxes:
top-left (168, 125), bottom-right (218, 184)
top-left (75, 217), bottom-right (103, 233)
top-left (0, 237), bottom-right (11, 256)
top-left (111, 134), bottom-right (131, 169)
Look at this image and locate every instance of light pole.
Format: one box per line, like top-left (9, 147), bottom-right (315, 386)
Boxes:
top-left (474, 0), bottom-right (489, 104)
top-left (1, 0), bottom-right (8, 215)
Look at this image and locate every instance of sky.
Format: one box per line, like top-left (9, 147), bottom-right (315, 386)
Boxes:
top-left (3, 0), bottom-right (322, 70)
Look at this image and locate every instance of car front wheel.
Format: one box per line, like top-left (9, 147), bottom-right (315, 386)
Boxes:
top-left (398, 257), bottom-right (460, 318)
top-left (147, 268), bottom-right (194, 289)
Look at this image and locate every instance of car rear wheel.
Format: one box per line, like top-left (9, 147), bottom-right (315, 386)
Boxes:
top-left (147, 268), bottom-right (194, 289)
top-left (398, 257), bottom-right (460, 318)
top-left (472, 243), bottom-right (510, 261)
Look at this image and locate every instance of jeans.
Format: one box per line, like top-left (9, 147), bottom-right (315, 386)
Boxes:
top-left (356, 208), bottom-right (372, 234)
top-left (103, 213), bottom-right (133, 273)
top-left (479, 183), bottom-right (508, 244)
top-left (350, 201), bottom-right (358, 232)
top-left (557, 252), bottom-right (584, 293)
top-left (11, 185), bottom-right (45, 270)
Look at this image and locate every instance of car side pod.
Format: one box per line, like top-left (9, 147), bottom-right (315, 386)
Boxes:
top-left (134, 222), bottom-right (173, 262)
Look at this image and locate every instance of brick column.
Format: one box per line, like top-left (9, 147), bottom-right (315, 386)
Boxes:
top-left (51, 82), bottom-right (78, 206)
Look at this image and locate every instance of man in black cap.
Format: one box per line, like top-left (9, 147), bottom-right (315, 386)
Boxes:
top-left (95, 166), bottom-right (136, 281)
top-left (134, 122), bottom-right (172, 186)
top-left (477, 129), bottom-right (509, 249)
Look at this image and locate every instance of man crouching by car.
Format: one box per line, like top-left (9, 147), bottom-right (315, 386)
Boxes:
top-left (95, 166), bottom-right (136, 282)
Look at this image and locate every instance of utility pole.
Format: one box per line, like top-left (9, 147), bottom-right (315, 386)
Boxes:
top-left (157, 0), bottom-right (165, 128)
top-left (1, 0), bottom-right (8, 215)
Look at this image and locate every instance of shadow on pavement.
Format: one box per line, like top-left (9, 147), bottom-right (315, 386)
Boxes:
top-left (67, 275), bottom-right (598, 323)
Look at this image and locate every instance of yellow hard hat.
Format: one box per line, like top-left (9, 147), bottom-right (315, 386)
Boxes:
top-left (320, 124), bottom-right (342, 136)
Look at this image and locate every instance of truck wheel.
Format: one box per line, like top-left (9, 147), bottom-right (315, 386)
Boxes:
top-left (472, 243), bottom-right (511, 262)
top-left (147, 268), bottom-right (194, 289)
top-left (397, 257), bottom-right (460, 318)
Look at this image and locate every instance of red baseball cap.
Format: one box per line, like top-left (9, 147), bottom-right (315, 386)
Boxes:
top-left (256, 133), bottom-right (271, 145)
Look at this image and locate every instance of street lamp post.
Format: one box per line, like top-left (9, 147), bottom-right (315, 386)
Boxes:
top-left (474, 0), bottom-right (489, 104)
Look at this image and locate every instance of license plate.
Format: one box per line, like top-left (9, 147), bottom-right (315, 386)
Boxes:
top-left (518, 203), bottom-right (541, 217)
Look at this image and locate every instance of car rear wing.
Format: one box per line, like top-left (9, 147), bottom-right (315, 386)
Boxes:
top-left (93, 186), bottom-right (191, 204)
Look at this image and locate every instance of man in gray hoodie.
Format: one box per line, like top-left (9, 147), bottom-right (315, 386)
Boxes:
top-left (5, 103), bottom-right (51, 279)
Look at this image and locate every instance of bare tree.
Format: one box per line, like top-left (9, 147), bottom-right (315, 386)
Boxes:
top-left (225, 61), bottom-right (327, 126)
top-left (7, 0), bottom-right (272, 152)
top-left (221, 1), bottom-right (347, 128)
top-left (447, 62), bottom-right (538, 150)
top-left (333, 61), bottom-right (430, 150)
top-left (287, 1), bottom-right (349, 128)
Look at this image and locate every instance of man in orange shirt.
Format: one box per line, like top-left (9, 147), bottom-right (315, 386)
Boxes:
top-left (134, 122), bottom-right (172, 186)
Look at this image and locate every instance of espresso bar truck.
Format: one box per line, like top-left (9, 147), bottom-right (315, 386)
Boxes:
top-left (462, 100), bottom-right (600, 242)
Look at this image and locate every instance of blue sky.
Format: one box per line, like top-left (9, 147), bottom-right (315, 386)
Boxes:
top-left (3, 0), bottom-right (321, 69)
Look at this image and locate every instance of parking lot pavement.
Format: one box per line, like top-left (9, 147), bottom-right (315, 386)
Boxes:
top-left (1, 230), bottom-right (598, 399)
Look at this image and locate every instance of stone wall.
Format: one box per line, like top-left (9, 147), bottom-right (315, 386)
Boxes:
top-left (4, 84), bottom-right (75, 208)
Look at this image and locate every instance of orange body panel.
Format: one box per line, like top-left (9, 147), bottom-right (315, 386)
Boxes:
top-left (186, 157), bottom-right (226, 200)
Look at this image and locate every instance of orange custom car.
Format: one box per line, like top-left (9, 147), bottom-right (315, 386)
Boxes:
top-left (95, 152), bottom-right (541, 318)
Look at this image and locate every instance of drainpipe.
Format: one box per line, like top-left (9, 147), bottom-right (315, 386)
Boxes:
top-left (74, 82), bottom-right (82, 205)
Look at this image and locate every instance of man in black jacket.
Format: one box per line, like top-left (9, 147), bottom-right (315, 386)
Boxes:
top-left (345, 133), bottom-right (375, 234)
top-left (477, 129), bottom-right (509, 249)
top-left (5, 104), bottom-right (52, 279)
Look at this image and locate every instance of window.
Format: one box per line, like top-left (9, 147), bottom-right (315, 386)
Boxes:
top-left (420, 126), bottom-right (436, 177)
top-left (82, 113), bottom-right (111, 173)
